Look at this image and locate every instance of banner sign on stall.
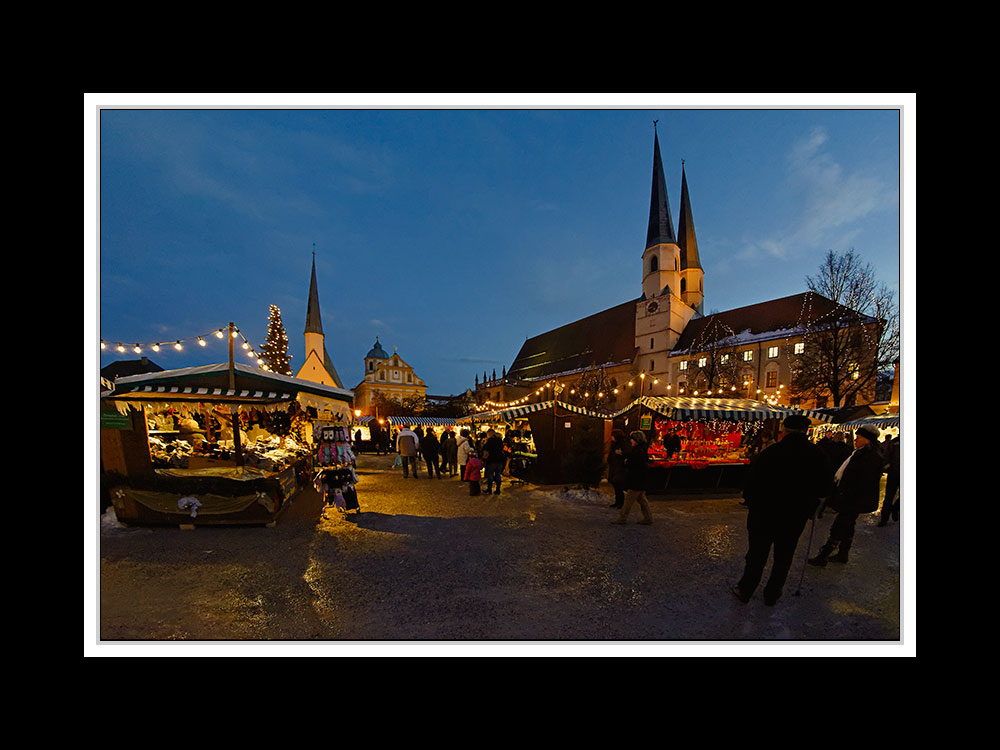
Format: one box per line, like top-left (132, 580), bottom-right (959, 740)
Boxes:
top-left (101, 410), bottom-right (132, 430)
top-left (639, 415), bottom-right (652, 430)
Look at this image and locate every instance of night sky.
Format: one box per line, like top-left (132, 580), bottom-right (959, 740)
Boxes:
top-left (89, 95), bottom-right (909, 396)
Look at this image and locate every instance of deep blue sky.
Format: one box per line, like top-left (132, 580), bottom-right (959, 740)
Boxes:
top-left (91, 97), bottom-right (907, 397)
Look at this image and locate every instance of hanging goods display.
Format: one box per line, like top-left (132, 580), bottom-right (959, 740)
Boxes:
top-left (313, 424), bottom-right (361, 515)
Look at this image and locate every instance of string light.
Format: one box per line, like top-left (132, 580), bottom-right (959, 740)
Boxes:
top-left (100, 324), bottom-right (266, 368)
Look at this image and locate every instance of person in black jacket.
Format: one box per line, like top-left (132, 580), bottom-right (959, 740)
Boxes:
top-left (809, 424), bottom-right (887, 567)
top-left (482, 429), bottom-right (506, 495)
top-left (732, 414), bottom-right (832, 606)
top-left (613, 431), bottom-right (653, 525)
top-left (420, 428), bottom-right (443, 479)
top-left (878, 434), bottom-right (900, 527)
top-left (606, 429), bottom-right (629, 509)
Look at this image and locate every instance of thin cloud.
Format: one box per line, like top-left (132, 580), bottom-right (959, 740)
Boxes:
top-left (750, 126), bottom-right (893, 261)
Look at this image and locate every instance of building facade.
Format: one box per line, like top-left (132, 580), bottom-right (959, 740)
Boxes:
top-left (352, 338), bottom-right (428, 415)
top-left (500, 129), bottom-right (881, 413)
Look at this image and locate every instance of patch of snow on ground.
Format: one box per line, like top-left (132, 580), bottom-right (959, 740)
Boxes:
top-left (545, 486), bottom-right (609, 506)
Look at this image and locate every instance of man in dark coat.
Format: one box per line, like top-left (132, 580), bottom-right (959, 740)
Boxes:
top-left (606, 429), bottom-right (629, 508)
top-left (482, 429), bottom-right (506, 495)
top-left (420, 428), bottom-right (443, 478)
top-left (809, 424), bottom-right (887, 566)
top-left (877, 434), bottom-right (900, 527)
top-left (733, 414), bottom-right (832, 606)
top-left (613, 431), bottom-right (653, 525)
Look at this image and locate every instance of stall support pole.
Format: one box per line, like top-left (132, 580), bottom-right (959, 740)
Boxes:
top-left (228, 321), bottom-right (244, 466)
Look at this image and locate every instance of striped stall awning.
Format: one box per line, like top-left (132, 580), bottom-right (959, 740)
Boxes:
top-left (775, 407), bottom-right (836, 424)
top-left (841, 414), bottom-right (900, 429)
top-left (459, 400), bottom-right (626, 424)
top-left (113, 384), bottom-right (294, 401)
top-left (639, 396), bottom-right (785, 422)
top-left (458, 400), bottom-right (555, 424)
top-left (385, 416), bottom-right (457, 427)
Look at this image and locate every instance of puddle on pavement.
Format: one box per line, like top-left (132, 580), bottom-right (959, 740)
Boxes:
top-left (700, 524), bottom-right (735, 559)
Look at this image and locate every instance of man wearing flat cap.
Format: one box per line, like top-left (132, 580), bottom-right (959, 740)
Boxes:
top-left (733, 414), bottom-right (832, 605)
top-left (808, 424), bottom-right (887, 567)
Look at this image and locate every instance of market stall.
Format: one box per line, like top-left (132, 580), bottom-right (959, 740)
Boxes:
top-left (460, 401), bottom-right (616, 485)
top-left (617, 396), bottom-right (830, 493)
top-left (459, 403), bottom-right (545, 482)
top-left (101, 362), bottom-right (354, 526)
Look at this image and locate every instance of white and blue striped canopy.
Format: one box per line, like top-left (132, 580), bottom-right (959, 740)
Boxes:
top-left (385, 416), bottom-right (457, 427)
top-left (639, 396), bottom-right (784, 421)
top-left (455, 396), bottom-right (838, 425)
top-left (841, 414), bottom-right (900, 429)
top-left (458, 399), bottom-right (631, 424)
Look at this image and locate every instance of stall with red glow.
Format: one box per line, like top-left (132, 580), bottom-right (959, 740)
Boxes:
top-left (619, 396), bottom-right (828, 492)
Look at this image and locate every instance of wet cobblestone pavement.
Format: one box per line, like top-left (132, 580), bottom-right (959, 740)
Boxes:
top-left (94, 453), bottom-right (906, 652)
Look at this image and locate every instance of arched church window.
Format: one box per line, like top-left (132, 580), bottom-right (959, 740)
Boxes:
top-left (650, 255), bottom-right (659, 273)
top-left (681, 278), bottom-right (687, 294)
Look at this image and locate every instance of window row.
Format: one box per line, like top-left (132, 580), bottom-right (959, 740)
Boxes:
top-left (675, 342), bottom-right (804, 370)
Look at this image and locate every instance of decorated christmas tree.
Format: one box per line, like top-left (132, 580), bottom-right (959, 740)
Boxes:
top-left (260, 304), bottom-right (292, 375)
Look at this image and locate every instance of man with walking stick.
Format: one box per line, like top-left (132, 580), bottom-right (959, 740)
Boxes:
top-left (732, 414), bottom-right (833, 606)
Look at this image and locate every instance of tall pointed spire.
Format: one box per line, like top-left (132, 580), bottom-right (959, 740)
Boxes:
top-left (304, 248), bottom-right (323, 335)
top-left (645, 126), bottom-right (676, 249)
top-left (677, 161), bottom-right (702, 270)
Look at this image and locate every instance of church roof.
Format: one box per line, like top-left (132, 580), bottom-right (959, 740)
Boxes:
top-left (366, 338), bottom-right (390, 359)
top-left (676, 164), bottom-right (701, 271)
top-left (304, 254), bottom-right (323, 335)
top-left (645, 130), bottom-right (676, 249)
top-left (670, 291), bottom-right (875, 354)
top-left (507, 298), bottom-right (641, 382)
top-left (322, 346), bottom-right (344, 388)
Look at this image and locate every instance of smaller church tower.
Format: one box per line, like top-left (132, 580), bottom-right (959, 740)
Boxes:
top-left (677, 162), bottom-right (704, 314)
top-left (296, 250), bottom-right (344, 388)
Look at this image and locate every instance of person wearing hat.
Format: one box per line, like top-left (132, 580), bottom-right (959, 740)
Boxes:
top-left (732, 414), bottom-right (832, 606)
top-left (808, 424), bottom-right (888, 567)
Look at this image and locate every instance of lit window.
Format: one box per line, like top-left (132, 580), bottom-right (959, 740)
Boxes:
top-left (768, 346), bottom-right (779, 358)
top-left (679, 360), bottom-right (688, 370)
top-left (743, 350), bottom-right (753, 362)
top-left (698, 357), bottom-right (707, 368)
top-left (794, 343), bottom-right (805, 355)
top-left (766, 371), bottom-right (777, 388)
top-left (721, 354), bottom-right (729, 364)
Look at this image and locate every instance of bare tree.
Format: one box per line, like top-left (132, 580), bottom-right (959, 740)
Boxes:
top-left (685, 317), bottom-right (746, 395)
top-left (566, 364), bottom-right (619, 412)
top-left (793, 249), bottom-right (899, 407)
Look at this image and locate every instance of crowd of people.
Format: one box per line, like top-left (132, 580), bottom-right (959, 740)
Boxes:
top-left (371, 424), bottom-right (519, 496)
top-left (353, 416), bottom-right (901, 609)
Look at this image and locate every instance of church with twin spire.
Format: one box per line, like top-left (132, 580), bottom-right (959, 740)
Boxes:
top-left (478, 126), bottom-right (877, 412)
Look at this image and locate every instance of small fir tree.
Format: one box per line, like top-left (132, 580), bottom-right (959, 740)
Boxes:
top-left (260, 304), bottom-right (292, 375)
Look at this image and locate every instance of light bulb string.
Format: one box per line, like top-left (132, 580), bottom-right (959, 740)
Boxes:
top-left (100, 324), bottom-right (267, 366)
